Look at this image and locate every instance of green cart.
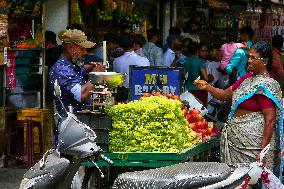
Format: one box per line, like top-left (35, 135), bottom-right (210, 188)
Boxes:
top-left (82, 137), bottom-right (220, 168)
top-left (81, 137), bottom-right (220, 188)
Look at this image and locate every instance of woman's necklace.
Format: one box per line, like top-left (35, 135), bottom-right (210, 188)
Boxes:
top-left (250, 72), bottom-right (270, 83)
top-left (255, 71), bottom-right (269, 76)
top-left (261, 72), bottom-right (270, 76)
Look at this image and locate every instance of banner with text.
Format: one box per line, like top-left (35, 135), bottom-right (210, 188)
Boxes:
top-left (249, 13), bottom-right (284, 41)
top-left (129, 66), bottom-right (182, 100)
top-left (271, 14), bottom-right (284, 38)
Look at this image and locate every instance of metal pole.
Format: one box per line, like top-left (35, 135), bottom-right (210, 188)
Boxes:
top-left (42, 1), bottom-right (46, 109)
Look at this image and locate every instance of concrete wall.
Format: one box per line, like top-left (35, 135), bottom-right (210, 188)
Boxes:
top-left (46, 0), bottom-right (69, 44)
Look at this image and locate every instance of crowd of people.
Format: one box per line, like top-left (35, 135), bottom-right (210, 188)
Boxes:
top-left (45, 23), bottom-right (284, 179)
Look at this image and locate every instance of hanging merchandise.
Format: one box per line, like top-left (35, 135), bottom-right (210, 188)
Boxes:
top-left (271, 5), bottom-right (284, 16)
top-left (0, 14), bottom-right (8, 38)
top-left (7, 0), bottom-right (43, 17)
top-left (0, 0), bottom-right (7, 14)
top-left (83, 0), bottom-right (96, 6)
top-left (5, 51), bottom-right (16, 89)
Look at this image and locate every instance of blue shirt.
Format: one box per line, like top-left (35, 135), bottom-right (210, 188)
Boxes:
top-left (142, 42), bottom-right (164, 67)
top-left (226, 41), bottom-right (253, 78)
top-left (49, 56), bottom-right (89, 115)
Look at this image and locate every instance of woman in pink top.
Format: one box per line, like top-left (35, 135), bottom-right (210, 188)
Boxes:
top-left (195, 41), bottom-right (283, 179)
top-left (219, 42), bottom-right (243, 70)
top-left (219, 31), bottom-right (246, 71)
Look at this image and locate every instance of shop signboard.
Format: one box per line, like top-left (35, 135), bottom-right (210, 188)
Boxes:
top-left (249, 13), bottom-right (272, 41)
top-left (249, 12), bottom-right (284, 41)
top-left (207, 0), bottom-right (229, 9)
top-left (129, 66), bottom-right (183, 100)
top-left (271, 14), bottom-right (284, 37)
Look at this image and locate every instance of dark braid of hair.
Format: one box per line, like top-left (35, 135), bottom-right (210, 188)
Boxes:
top-left (252, 41), bottom-right (273, 71)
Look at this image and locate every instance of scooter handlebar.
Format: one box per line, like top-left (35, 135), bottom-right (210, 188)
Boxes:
top-left (100, 154), bottom-right (113, 164)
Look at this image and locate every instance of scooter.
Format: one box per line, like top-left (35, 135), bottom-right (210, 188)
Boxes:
top-left (19, 81), bottom-right (283, 189)
top-left (83, 144), bottom-right (283, 189)
top-left (19, 80), bottom-right (113, 189)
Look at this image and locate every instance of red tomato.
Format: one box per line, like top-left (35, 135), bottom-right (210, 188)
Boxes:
top-left (196, 121), bottom-right (205, 129)
top-left (143, 92), bottom-right (151, 97)
top-left (191, 108), bottom-right (200, 115)
top-left (166, 93), bottom-right (173, 99)
top-left (202, 120), bottom-right (208, 129)
top-left (186, 114), bottom-right (195, 123)
top-left (207, 127), bottom-right (213, 136)
top-left (172, 95), bottom-right (180, 100)
top-left (189, 123), bottom-right (197, 130)
top-left (196, 114), bottom-right (204, 122)
top-left (195, 128), bottom-right (207, 136)
top-left (154, 92), bottom-right (162, 96)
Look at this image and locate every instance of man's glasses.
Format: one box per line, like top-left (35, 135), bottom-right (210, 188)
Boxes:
top-left (246, 54), bottom-right (267, 61)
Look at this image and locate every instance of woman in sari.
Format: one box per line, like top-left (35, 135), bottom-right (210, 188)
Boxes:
top-left (194, 41), bottom-right (283, 178)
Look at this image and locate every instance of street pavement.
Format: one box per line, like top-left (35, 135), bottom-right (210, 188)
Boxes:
top-left (0, 168), bottom-right (27, 189)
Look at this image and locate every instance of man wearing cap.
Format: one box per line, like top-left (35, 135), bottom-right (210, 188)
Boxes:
top-left (163, 34), bottom-right (182, 67)
top-left (49, 29), bottom-right (104, 115)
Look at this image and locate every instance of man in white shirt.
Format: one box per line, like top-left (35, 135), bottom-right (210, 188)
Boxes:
top-left (181, 19), bottom-right (200, 44)
top-left (113, 34), bottom-right (150, 89)
top-left (163, 35), bottom-right (182, 67)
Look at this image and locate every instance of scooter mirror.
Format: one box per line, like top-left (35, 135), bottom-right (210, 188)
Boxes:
top-left (54, 79), bottom-right (62, 97)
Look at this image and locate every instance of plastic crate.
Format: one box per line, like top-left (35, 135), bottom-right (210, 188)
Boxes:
top-left (82, 137), bottom-right (220, 168)
top-left (75, 112), bottom-right (111, 151)
top-left (17, 108), bottom-right (54, 152)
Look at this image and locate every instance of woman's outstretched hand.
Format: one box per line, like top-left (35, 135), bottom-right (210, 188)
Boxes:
top-left (194, 77), bottom-right (209, 90)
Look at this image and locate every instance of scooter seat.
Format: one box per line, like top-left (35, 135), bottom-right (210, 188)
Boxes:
top-left (112, 162), bottom-right (231, 189)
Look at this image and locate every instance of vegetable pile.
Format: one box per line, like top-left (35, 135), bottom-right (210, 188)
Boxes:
top-left (107, 96), bottom-right (202, 152)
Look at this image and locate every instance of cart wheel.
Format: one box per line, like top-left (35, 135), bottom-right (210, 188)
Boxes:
top-left (82, 167), bottom-right (104, 189)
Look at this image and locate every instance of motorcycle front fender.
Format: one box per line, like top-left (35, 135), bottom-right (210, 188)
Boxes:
top-left (19, 150), bottom-right (80, 189)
